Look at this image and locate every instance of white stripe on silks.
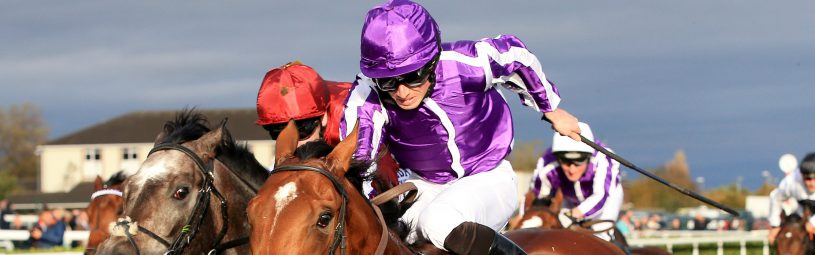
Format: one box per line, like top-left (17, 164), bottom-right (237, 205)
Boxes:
top-left (574, 181), bottom-right (585, 201)
top-left (536, 162), bottom-right (558, 199)
top-left (439, 50), bottom-right (496, 91)
top-left (501, 73), bottom-right (540, 112)
top-left (370, 108), bottom-right (388, 159)
top-left (475, 41), bottom-right (561, 109)
top-left (91, 189), bottom-right (123, 200)
top-left (342, 75), bottom-right (373, 138)
top-left (422, 98), bottom-right (465, 179)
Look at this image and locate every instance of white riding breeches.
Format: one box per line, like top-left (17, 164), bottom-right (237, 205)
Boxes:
top-left (401, 160), bottom-right (519, 250)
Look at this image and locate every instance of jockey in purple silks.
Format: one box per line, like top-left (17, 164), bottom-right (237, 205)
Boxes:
top-left (340, 0), bottom-right (582, 254)
top-left (527, 122), bottom-right (624, 242)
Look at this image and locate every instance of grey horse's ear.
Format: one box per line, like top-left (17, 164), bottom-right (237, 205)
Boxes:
top-left (326, 121), bottom-right (359, 176)
top-left (195, 119), bottom-right (228, 160)
top-left (275, 120), bottom-right (298, 166)
top-left (154, 126), bottom-right (170, 145)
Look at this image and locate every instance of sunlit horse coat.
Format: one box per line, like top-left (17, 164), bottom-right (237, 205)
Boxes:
top-left (340, 34), bottom-right (561, 184)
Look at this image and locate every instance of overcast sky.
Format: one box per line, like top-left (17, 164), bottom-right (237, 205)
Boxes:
top-left (2, 1), bottom-right (813, 190)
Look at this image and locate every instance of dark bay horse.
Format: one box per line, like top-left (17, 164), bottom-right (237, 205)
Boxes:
top-left (776, 200), bottom-right (815, 255)
top-left (85, 171), bottom-right (127, 254)
top-left (97, 111), bottom-right (268, 255)
top-left (247, 121), bottom-right (625, 255)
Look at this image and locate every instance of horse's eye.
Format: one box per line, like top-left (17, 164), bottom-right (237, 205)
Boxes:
top-left (317, 212), bottom-right (333, 228)
top-left (173, 187), bottom-right (190, 200)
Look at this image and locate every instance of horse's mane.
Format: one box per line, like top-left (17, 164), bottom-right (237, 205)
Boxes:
top-left (156, 109), bottom-right (268, 188)
top-left (104, 171), bottom-right (128, 187)
top-left (782, 213), bottom-right (805, 227)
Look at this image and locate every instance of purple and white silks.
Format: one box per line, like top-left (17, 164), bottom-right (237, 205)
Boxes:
top-left (531, 143), bottom-right (623, 218)
top-left (341, 35), bottom-right (561, 184)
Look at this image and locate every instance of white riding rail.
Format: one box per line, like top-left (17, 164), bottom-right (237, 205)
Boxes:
top-left (628, 230), bottom-right (769, 255)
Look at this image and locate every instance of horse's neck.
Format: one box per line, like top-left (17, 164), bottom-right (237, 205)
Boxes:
top-left (211, 162), bottom-right (255, 242)
top-left (343, 185), bottom-right (415, 254)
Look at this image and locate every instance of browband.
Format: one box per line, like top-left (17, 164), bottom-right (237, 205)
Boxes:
top-left (90, 189), bottom-right (123, 200)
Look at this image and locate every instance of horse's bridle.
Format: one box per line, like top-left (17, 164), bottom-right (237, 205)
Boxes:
top-left (271, 164), bottom-right (388, 255)
top-left (114, 143), bottom-right (247, 255)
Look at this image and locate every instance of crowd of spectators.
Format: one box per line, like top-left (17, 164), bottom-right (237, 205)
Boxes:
top-left (0, 200), bottom-right (89, 250)
top-left (615, 210), bottom-right (758, 236)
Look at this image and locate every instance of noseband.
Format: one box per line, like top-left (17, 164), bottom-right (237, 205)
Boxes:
top-left (271, 165), bottom-right (389, 255)
top-left (113, 143), bottom-right (247, 255)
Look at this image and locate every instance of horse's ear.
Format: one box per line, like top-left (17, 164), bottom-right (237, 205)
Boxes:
top-left (195, 119), bottom-right (227, 160)
top-left (94, 175), bottom-right (104, 190)
top-left (549, 189), bottom-right (563, 213)
top-left (326, 122), bottom-right (359, 176)
top-left (154, 127), bottom-right (169, 145)
top-left (275, 120), bottom-right (298, 165)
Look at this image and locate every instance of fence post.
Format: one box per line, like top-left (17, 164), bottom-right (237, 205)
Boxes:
top-left (717, 239), bottom-right (723, 255)
top-left (693, 241), bottom-right (699, 255)
top-left (763, 239), bottom-right (769, 255)
top-left (740, 239), bottom-right (746, 255)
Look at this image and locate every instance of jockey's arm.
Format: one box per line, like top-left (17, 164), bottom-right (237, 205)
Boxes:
top-left (340, 79), bottom-right (389, 198)
top-left (477, 35), bottom-right (580, 141)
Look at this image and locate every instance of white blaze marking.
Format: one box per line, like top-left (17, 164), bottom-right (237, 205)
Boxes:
top-left (270, 182), bottom-right (298, 233)
top-left (275, 182), bottom-right (298, 212)
top-left (520, 216), bottom-right (543, 229)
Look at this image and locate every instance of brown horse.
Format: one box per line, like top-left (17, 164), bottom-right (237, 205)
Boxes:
top-left (776, 200), bottom-right (815, 255)
top-left (508, 192), bottom-right (671, 255)
top-left (85, 171), bottom-right (127, 254)
top-left (97, 111), bottom-right (268, 255)
top-left (247, 121), bottom-right (625, 255)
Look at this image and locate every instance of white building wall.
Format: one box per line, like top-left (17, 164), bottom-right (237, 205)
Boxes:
top-left (39, 140), bottom-right (276, 193)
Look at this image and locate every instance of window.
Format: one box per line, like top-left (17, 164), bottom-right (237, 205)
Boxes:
top-left (85, 148), bottom-right (101, 161)
top-left (123, 147), bottom-right (138, 160)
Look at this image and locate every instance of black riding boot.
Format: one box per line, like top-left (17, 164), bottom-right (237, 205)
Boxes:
top-left (610, 238), bottom-right (632, 255)
top-left (443, 222), bottom-right (527, 255)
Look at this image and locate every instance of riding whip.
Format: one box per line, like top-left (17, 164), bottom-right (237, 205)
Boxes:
top-left (543, 117), bottom-right (740, 217)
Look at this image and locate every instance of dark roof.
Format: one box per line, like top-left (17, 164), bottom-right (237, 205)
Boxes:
top-left (47, 108), bottom-right (269, 145)
top-left (6, 182), bottom-right (95, 208)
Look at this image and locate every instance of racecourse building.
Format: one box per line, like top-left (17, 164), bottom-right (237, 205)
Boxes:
top-left (36, 108), bottom-right (274, 194)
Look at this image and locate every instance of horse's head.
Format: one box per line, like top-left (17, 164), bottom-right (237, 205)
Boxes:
top-left (85, 172), bottom-right (126, 254)
top-left (247, 121), bottom-right (389, 254)
top-left (776, 210), bottom-right (811, 255)
top-left (98, 111), bottom-right (264, 255)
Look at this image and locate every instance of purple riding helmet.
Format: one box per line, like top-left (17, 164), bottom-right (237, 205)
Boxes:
top-left (360, 0), bottom-right (440, 79)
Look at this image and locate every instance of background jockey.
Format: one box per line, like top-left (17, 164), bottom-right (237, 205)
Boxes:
top-left (340, 0), bottom-right (582, 254)
top-left (527, 122), bottom-right (624, 242)
top-left (255, 61), bottom-right (400, 195)
top-left (768, 152), bottom-right (815, 243)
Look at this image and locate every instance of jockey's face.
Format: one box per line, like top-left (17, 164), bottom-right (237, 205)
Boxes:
top-left (805, 177), bottom-right (815, 193)
top-left (559, 159), bottom-right (589, 182)
top-left (387, 78), bottom-right (432, 110)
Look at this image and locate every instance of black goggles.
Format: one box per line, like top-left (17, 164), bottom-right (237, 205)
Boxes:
top-left (264, 117), bottom-right (321, 141)
top-left (372, 57), bottom-right (438, 92)
top-left (555, 152), bottom-right (591, 166)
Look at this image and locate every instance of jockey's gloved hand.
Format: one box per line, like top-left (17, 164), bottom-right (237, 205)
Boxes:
top-left (558, 208), bottom-right (575, 228)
